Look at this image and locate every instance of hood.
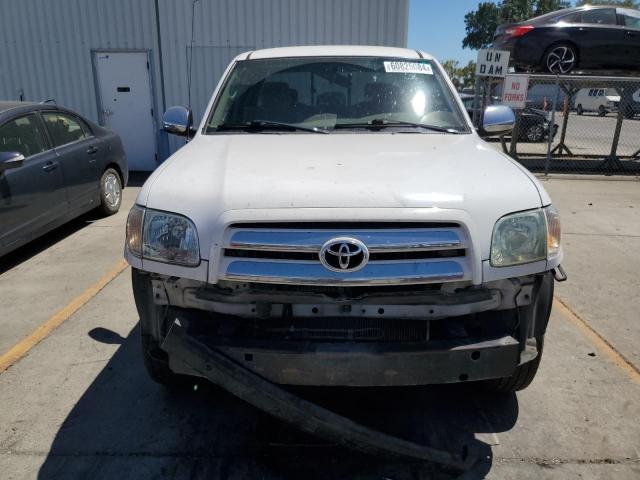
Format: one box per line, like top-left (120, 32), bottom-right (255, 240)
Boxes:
top-left (139, 133), bottom-right (546, 258)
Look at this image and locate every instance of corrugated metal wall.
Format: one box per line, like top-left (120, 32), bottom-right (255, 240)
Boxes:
top-left (0, 0), bottom-right (163, 125)
top-left (0, 0), bottom-right (408, 167)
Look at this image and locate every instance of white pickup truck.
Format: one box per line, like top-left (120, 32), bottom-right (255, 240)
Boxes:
top-left (125, 46), bottom-right (563, 393)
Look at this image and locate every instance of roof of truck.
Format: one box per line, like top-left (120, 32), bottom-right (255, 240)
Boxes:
top-left (243, 45), bottom-right (434, 61)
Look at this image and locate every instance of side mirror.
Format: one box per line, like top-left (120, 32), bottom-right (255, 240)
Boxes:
top-left (0, 151), bottom-right (25, 172)
top-left (480, 105), bottom-right (515, 137)
top-left (162, 106), bottom-right (193, 136)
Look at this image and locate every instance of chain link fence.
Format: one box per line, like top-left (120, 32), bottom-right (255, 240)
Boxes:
top-left (477, 74), bottom-right (640, 175)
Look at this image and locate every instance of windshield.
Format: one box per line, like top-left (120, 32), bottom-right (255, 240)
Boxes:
top-left (205, 56), bottom-right (468, 133)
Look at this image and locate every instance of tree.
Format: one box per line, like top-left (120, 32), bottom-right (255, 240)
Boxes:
top-left (441, 59), bottom-right (476, 90)
top-left (463, 0), bottom-right (571, 50)
top-left (462, 2), bottom-right (502, 50)
top-left (441, 59), bottom-right (460, 82)
top-left (458, 61), bottom-right (477, 90)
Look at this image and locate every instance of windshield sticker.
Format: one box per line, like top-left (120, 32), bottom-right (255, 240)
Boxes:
top-left (383, 61), bottom-right (433, 75)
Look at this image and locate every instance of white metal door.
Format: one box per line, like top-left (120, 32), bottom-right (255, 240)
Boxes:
top-left (94, 51), bottom-right (157, 171)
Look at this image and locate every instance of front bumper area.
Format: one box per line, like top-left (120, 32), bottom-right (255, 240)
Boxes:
top-left (166, 328), bottom-right (520, 386)
top-left (134, 269), bottom-right (553, 387)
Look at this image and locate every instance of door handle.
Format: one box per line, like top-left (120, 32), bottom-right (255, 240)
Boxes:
top-left (87, 146), bottom-right (99, 155)
top-left (42, 161), bottom-right (58, 172)
top-left (627, 31), bottom-right (637, 37)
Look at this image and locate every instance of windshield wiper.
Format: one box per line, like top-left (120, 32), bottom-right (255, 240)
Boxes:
top-left (334, 119), bottom-right (462, 133)
top-left (214, 120), bottom-right (328, 134)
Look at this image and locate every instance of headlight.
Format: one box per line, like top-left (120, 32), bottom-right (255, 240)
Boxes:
top-left (126, 205), bottom-right (200, 267)
top-left (490, 206), bottom-right (561, 267)
top-left (490, 209), bottom-right (546, 267)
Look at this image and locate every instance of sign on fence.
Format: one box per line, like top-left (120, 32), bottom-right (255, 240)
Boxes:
top-left (501, 74), bottom-right (529, 109)
top-left (475, 49), bottom-right (510, 77)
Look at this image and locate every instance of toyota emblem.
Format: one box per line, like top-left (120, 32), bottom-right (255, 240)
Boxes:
top-left (319, 237), bottom-right (369, 272)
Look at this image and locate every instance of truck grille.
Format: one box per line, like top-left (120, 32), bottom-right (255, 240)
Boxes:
top-left (219, 222), bottom-right (472, 286)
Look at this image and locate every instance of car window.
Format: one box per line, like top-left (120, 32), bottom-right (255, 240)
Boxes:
top-left (558, 12), bottom-right (581, 23)
top-left (622, 10), bottom-right (640, 29)
top-left (205, 57), bottom-right (468, 133)
top-left (42, 112), bottom-right (87, 147)
top-left (0, 114), bottom-right (48, 158)
top-left (581, 8), bottom-right (617, 25)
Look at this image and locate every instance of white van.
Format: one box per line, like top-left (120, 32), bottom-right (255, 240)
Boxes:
top-left (575, 88), bottom-right (620, 116)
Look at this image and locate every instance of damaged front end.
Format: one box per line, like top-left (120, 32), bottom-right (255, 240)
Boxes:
top-left (133, 269), bottom-right (553, 387)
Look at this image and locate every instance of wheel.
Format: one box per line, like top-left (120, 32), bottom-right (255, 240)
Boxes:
top-left (133, 269), bottom-right (186, 388)
top-left (141, 332), bottom-right (187, 386)
top-left (544, 44), bottom-right (577, 74)
top-left (485, 336), bottom-right (545, 393)
top-left (524, 123), bottom-right (545, 143)
top-left (598, 105), bottom-right (606, 117)
top-left (99, 168), bottom-right (122, 215)
top-left (576, 104), bottom-right (583, 115)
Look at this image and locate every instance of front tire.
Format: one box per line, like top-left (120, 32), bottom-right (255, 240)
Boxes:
top-left (544, 44), bottom-right (577, 74)
top-left (99, 168), bottom-right (122, 215)
top-left (141, 333), bottom-right (186, 387)
top-left (485, 336), bottom-right (544, 393)
top-left (576, 104), bottom-right (583, 115)
top-left (133, 269), bottom-right (185, 387)
top-left (598, 105), bottom-right (607, 117)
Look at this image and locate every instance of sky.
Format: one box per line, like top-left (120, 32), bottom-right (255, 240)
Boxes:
top-left (407, 0), bottom-right (497, 65)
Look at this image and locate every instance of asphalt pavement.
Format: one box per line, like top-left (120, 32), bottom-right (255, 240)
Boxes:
top-left (504, 112), bottom-right (640, 158)
top-left (0, 177), bottom-right (638, 479)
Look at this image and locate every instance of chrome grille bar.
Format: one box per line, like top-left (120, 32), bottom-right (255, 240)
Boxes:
top-left (229, 229), bottom-right (462, 252)
top-left (225, 260), bottom-right (465, 285)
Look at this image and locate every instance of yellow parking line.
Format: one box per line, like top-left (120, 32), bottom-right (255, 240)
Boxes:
top-left (0, 259), bottom-right (129, 374)
top-left (554, 297), bottom-right (640, 384)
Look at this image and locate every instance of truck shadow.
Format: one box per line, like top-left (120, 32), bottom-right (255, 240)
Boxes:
top-left (38, 326), bottom-right (518, 480)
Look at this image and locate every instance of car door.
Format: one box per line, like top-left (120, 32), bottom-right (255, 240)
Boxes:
top-left (576, 8), bottom-right (627, 69)
top-left (41, 111), bottom-right (100, 212)
top-left (0, 113), bottom-right (67, 252)
top-left (619, 8), bottom-right (640, 68)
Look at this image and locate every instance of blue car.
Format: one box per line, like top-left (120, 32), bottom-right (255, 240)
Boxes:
top-left (0, 101), bottom-right (128, 257)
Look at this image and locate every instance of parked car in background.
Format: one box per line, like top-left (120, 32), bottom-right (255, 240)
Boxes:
top-left (459, 93), bottom-right (557, 142)
top-left (0, 101), bottom-right (128, 257)
top-left (574, 88), bottom-right (620, 116)
top-left (492, 5), bottom-right (640, 74)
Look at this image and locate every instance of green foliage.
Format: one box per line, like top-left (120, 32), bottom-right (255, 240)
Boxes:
top-left (462, 2), bottom-right (502, 50)
top-left (441, 59), bottom-right (460, 80)
top-left (441, 59), bottom-right (477, 90)
top-left (463, 0), bottom-right (572, 50)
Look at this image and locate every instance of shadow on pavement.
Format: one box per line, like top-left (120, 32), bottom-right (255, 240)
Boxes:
top-left (38, 325), bottom-right (519, 479)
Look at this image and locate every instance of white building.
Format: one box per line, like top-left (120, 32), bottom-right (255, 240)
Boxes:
top-left (0, 0), bottom-right (409, 170)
